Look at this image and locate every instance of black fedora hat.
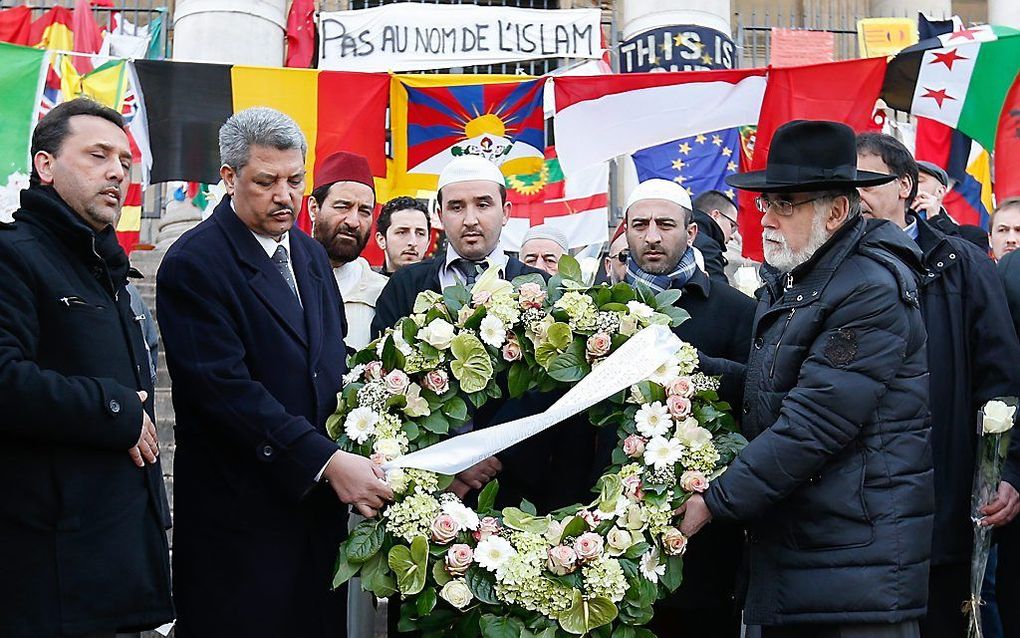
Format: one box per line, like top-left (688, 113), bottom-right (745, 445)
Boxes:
top-left (726, 120), bottom-right (896, 193)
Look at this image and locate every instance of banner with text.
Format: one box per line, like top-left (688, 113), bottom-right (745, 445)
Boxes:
top-left (318, 3), bottom-right (603, 72)
top-left (619, 24), bottom-right (735, 73)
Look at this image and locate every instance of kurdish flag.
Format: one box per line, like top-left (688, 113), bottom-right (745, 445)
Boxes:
top-left (882, 24), bottom-right (1020, 151)
top-left (0, 42), bottom-right (47, 216)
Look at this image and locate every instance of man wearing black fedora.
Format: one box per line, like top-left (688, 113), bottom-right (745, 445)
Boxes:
top-left (678, 120), bottom-right (934, 638)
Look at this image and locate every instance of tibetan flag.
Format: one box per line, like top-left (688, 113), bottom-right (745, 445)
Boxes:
top-left (503, 146), bottom-right (609, 251)
top-left (0, 42), bottom-right (47, 214)
top-left (552, 69), bottom-right (768, 174)
top-left (133, 60), bottom-right (389, 186)
top-left (383, 73), bottom-right (543, 202)
top-left (0, 6), bottom-right (31, 46)
top-left (30, 7), bottom-right (73, 51)
top-left (882, 25), bottom-right (1020, 151)
top-left (632, 127), bottom-right (742, 202)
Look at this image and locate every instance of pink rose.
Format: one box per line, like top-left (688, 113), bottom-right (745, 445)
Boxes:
top-left (667, 395), bottom-right (692, 419)
top-left (502, 337), bottom-right (522, 362)
top-left (661, 527), bottom-right (688, 556)
top-left (680, 470), bottom-right (709, 493)
top-left (518, 282), bottom-right (547, 309)
top-left (364, 361), bottom-right (384, 381)
top-left (471, 289), bottom-right (493, 306)
top-left (423, 369), bottom-right (450, 394)
top-left (430, 514), bottom-right (461, 545)
top-left (546, 545), bottom-right (579, 576)
top-left (585, 333), bottom-right (612, 359)
top-left (578, 509), bottom-right (605, 528)
top-left (384, 369), bottom-right (410, 395)
top-left (445, 543), bottom-right (474, 576)
top-left (473, 516), bottom-right (500, 542)
top-left (621, 474), bottom-right (644, 500)
top-left (623, 435), bottom-right (647, 459)
top-left (573, 532), bottom-right (604, 563)
top-left (666, 377), bottom-right (695, 398)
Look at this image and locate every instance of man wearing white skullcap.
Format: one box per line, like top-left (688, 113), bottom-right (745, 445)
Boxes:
top-left (372, 157), bottom-right (590, 512)
top-left (519, 223), bottom-right (570, 275)
top-left (596, 177), bottom-right (756, 638)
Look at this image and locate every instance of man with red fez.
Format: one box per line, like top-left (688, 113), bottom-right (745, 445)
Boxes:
top-left (309, 151), bottom-right (388, 351)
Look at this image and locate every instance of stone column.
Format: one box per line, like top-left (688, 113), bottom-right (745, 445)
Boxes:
top-left (172, 0), bottom-right (288, 66)
top-left (989, 0), bottom-right (1020, 28)
top-left (870, 0), bottom-right (952, 19)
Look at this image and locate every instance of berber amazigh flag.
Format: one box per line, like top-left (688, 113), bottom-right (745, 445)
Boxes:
top-left (552, 68), bottom-right (768, 174)
top-left (882, 24), bottom-right (1020, 151)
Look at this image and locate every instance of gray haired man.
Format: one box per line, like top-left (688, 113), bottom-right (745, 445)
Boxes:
top-left (157, 107), bottom-right (391, 637)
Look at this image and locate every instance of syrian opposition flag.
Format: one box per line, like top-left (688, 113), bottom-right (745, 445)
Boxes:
top-left (882, 24), bottom-right (1020, 151)
top-left (553, 69), bottom-right (768, 174)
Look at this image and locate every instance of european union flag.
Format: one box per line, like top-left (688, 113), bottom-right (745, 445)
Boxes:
top-left (631, 127), bottom-right (741, 201)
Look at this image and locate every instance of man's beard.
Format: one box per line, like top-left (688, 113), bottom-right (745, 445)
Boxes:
top-left (315, 224), bottom-right (368, 264)
top-left (762, 210), bottom-right (830, 273)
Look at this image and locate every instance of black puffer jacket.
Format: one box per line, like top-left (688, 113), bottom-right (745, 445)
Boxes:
top-left (704, 216), bottom-right (934, 626)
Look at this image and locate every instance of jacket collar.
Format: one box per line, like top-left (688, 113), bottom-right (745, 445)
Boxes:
top-left (910, 212), bottom-right (962, 283)
top-left (673, 264), bottom-right (711, 298)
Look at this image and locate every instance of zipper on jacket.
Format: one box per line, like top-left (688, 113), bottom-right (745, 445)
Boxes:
top-left (770, 308), bottom-right (796, 378)
top-left (90, 236), bottom-right (119, 302)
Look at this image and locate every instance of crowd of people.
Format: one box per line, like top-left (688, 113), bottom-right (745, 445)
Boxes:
top-left (3, 98), bottom-right (1020, 638)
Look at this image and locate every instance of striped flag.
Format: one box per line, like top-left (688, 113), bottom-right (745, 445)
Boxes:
top-left (0, 42), bottom-right (47, 218)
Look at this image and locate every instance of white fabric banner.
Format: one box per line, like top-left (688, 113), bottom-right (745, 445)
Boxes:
top-left (384, 325), bottom-right (682, 476)
top-left (318, 3), bottom-right (603, 72)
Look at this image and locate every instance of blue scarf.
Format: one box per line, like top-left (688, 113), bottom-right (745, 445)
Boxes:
top-left (625, 246), bottom-right (698, 293)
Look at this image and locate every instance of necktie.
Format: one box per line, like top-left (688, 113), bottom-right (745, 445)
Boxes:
top-left (453, 258), bottom-right (483, 286)
top-left (271, 245), bottom-right (300, 301)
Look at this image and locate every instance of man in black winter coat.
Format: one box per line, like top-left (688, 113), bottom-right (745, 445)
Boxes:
top-left (692, 189), bottom-right (740, 284)
top-left (683, 121), bottom-right (934, 638)
top-left (0, 98), bottom-right (173, 637)
top-left (857, 132), bottom-right (1020, 638)
top-left (604, 178), bottom-right (755, 637)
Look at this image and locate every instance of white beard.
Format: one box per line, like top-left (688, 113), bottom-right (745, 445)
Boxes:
top-left (762, 210), bottom-right (831, 273)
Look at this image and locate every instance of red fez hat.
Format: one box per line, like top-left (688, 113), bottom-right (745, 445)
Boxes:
top-left (314, 151), bottom-right (374, 192)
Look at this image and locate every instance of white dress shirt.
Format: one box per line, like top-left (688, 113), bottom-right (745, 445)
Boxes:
top-left (438, 245), bottom-right (509, 289)
top-left (333, 257), bottom-right (387, 352)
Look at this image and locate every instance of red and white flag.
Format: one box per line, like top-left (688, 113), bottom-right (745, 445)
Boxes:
top-left (552, 69), bottom-right (768, 174)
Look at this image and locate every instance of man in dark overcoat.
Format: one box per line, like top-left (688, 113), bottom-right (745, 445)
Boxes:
top-left (0, 98), bottom-right (173, 637)
top-left (157, 107), bottom-right (392, 638)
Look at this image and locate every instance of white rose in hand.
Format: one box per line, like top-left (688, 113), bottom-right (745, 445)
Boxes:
top-left (984, 400), bottom-right (1017, 435)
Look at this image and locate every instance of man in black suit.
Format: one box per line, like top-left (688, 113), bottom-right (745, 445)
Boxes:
top-left (157, 107), bottom-right (392, 638)
top-left (692, 189), bottom-right (740, 285)
top-left (612, 178), bottom-right (755, 638)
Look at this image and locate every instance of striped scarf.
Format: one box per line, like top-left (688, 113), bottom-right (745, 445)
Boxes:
top-left (625, 246), bottom-right (698, 293)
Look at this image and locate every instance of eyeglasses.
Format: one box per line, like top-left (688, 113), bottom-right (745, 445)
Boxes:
top-left (755, 195), bottom-right (827, 217)
top-left (608, 249), bottom-right (629, 264)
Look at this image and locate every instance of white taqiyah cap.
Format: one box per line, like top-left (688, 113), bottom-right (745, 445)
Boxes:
top-left (437, 155), bottom-right (507, 191)
top-left (624, 178), bottom-right (693, 214)
top-left (521, 223), bottom-right (570, 251)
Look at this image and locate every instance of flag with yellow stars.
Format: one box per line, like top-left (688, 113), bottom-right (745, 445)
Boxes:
top-left (630, 127), bottom-right (740, 202)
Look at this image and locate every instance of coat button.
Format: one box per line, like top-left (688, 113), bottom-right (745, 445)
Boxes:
top-left (262, 445), bottom-right (274, 457)
top-left (950, 253), bottom-right (956, 260)
top-left (742, 401), bottom-right (751, 415)
top-left (936, 261), bottom-right (944, 268)
top-left (754, 337), bottom-right (764, 349)
top-left (796, 295), bottom-right (803, 301)
top-left (312, 371), bottom-right (318, 379)
top-left (109, 399), bottom-right (121, 414)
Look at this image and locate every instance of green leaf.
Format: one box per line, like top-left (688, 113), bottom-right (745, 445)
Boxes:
top-left (466, 566), bottom-right (500, 604)
top-left (417, 586), bottom-right (438, 617)
top-left (502, 507), bottom-right (550, 534)
top-left (381, 335), bottom-right (405, 371)
top-left (660, 305), bottom-right (690, 327)
top-left (653, 288), bottom-right (682, 308)
top-left (432, 559), bottom-right (452, 587)
top-left (623, 542), bottom-right (649, 560)
top-left (443, 285), bottom-right (471, 315)
top-left (467, 389), bottom-right (488, 409)
top-left (404, 421), bottom-right (421, 442)
top-left (422, 410), bottom-right (451, 435)
top-left (325, 411), bottom-right (345, 441)
top-left (558, 515), bottom-right (589, 542)
top-left (660, 554), bottom-right (684, 593)
top-left (547, 340), bottom-right (591, 383)
top-left (362, 551), bottom-right (398, 598)
top-left (520, 499), bottom-right (538, 515)
top-left (450, 333), bottom-right (494, 394)
top-left (442, 396), bottom-right (469, 421)
top-left (557, 254), bottom-right (584, 283)
top-left (402, 318), bottom-right (419, 343)
top-left (454, 608), bottom-right (484, 638)
top-left (481, 614), bottom-right (525, 638)
top-left (613, 625), bottom-right (637, 638)
top-left (508, 361), bottom-right (531, 398)
top-left (611, 283), bottom-right (636, 304)
top-left (547, 322), bottom-right (573, 349)
top-left (463, 305), bottom-right (488, 331)
top-left (559, 591), bottom-right (618, 635)
top-left (347, 519), bottom-right (385, 564)
top-left (596, 474), bottom-right (624, 512)
top-left (332, 542), bottom-right (360, 589)
top-left (388, 536), bottom-right (429, 595)
top-left (477, 479), bottom-right (500, 514)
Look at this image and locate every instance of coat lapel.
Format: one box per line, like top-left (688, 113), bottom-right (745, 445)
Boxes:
top-left (212, 198), bottom-right (308, 347)
top-left (290, 233), bottom-right (323, 368)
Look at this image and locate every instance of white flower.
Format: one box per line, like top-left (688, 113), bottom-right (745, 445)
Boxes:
top-left (984, 400), bottom-right (1017, 435)
top-left (439, 579), bottom-right (474, 609)
top-left (648, 357), bottom-right (681, 385)
top-left (373, 437), bottom-right (402, 461)
top-left (475, 536), bottom-right (516, 572)
top-left (675, 419), bottom-right (713, 449)
top-left (479, 315), bottom-right (507, 348)
top-left (643, 436), bottom-right (683, 471)
top-left (402, 383), bottom-right (431, 418)
top-left (627, 301), bottom-right (654, 319)
top-left (635, 401), bottom-right (671, 438)
top-left (344, 407), bottom-right (379, 444)
top-left (419, 318), bottom-right (456, 350)
top-left (442, 500), bottom-right (481, 531)
top-left (342, 364), bottom-right (365, 386)
top-left (639, 548), bottom-right (666, 583)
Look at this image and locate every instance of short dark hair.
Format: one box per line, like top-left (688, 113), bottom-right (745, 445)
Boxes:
top-left (693, 189), bottom-right (736, 217)
top-left (30, 97), bottom-right (125, 185)
top-left (436, 183), bottom-right (508, 207)
top-left (310, 183), bottom-right (332, 207)
top-left (378, 196), bottom-right (430, 236)
top-left (855, 132), bottom-right (918, 206)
